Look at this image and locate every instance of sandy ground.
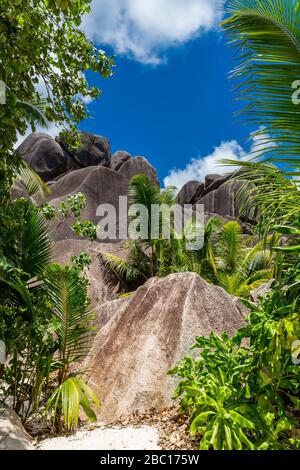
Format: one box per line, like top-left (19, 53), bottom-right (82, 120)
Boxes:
top-left (36, 425), bottom-right (160, 450)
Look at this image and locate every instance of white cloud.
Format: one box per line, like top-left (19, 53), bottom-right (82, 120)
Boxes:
top-left (164, 140), bottom-right (245, 189)
top-left (81, 0), bottom-right (221, 64)
top-left (163, 130), bottom-right (275, 189)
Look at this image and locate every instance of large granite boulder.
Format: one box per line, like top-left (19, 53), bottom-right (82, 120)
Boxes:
top-left (47, 166), bottom-right (129, 241)
top-left (0, 408), bottom-right (34, 450)
top-left (111, 151), bottom-right (132, 171)
top-left (204, 174), bottom-right (227, 190)
top-left (85, 272), bottom-right (248, 423)
top-left (177, 181), bottom-right (204, 206)
top-left (56, 131), bottom-right (110, 169)
top-left (118, 156), bottom-right (159, 185)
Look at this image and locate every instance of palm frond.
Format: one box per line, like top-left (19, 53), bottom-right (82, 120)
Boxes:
top-left (223, 0), bottom-right (300, 166)
top-left (101, 252), bottom-right (149, 282)
top-left (128, 174), bottom-right (161, 209)
top-left (222, 160), bottom-right (300, 234)
top-left (217, 221), bottom-right (244, 273)
top-left (160, 186), bottom-right (177, 206)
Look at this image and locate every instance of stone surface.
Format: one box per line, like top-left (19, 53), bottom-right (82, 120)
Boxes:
top-left (57, 131), bottom-right (111, 169)
top-left (0, 408), bottom-right (34, 450)
top-left (17, 131), bottom-right (111, 182)
top-left (177, 181), bottom-right (204, 206)
top-left (197, 180), bottom-right (245, 219)
top-left (200, 174), bottom-right (231, 200)
top-left (85, 273), bottom-right (248, 423)
top-left (111, 151), bottom-right (132, 171)
top-left (17, 132), bottom-right (73, 182)
top-left (118, 156), bottom-right (159, 185)
top-left (53, 239), bottom-right (127, 312)
top-left (47, 166), bottom-right (129, 241)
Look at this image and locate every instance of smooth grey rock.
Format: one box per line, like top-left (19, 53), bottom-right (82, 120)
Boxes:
top-left (118, 156), bottom-right (159, 185)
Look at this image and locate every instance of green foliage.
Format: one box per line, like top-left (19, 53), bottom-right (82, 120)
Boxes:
top-left (170, 282), bottom-right (300, 450)
top-left (44, 264), bottom-right (94, 379)
top-left (0, 197), bottom-right (98, 428)
top-left (16, 161), bottom-right (50, 199)
top-left (0, 0), bottom-right (114, 156)
top-left (222, 161), bottom-right (300, 235)
top-left (169, 0), bottom-right (300, 451)
top-left (41, 193), bottom-right (98, 240)
top-left (71, 220), bottom-right (98, 240)
top-left (58, 193), bottom-right (87, 218)
top-left (102, 179), bottom-right (273, 298)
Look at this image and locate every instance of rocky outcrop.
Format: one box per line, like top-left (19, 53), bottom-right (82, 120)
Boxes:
top-left (111, 151), bottom-right (132, 171)
top-left (196, 181), bottom-right (244, 218)
top-left (118, 157), bottom-right (159, 186)
top-left (47, 166), bottom-right (130, 241)
top-left (17, 131), bottom-right (252, 226)
top-left (17, 133), bottom-right (71, 182)
top-left (85, 273), bottom-right (248, 423)
top-left (53, 239), bottom-right (127, 307)
top-left (17, 131), bottom-right (111, 182)
top-left (177, 181), bottom-right (204, 206)
top-left (0, 408), bottom-right (34, 450)
top-left (45, 150), bottom-right (159, 241)
top-left (188, 176), bottom-right (254, 226)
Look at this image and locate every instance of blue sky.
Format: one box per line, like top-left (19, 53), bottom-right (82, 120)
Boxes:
top-left (78, 0), bottom-right (256, 188)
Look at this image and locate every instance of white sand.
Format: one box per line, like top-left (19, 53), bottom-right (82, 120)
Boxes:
top-left (37, 425), bottom-right (160, 450)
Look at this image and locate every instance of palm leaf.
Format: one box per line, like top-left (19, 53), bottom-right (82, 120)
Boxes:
top-left (217, 221), bottom-right (244, 273)
top-left (222, 160), bottom-right (300, 234)
top-left (100, 252), bottom-right (149, 282)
